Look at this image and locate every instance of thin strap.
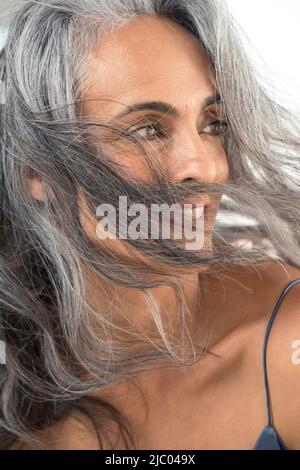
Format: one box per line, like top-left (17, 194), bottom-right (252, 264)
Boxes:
top-left (263, 277), bottom-right (300, 426)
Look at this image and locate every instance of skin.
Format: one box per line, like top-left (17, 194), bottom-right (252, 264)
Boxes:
top-left (78, 13), bottom-right (229, 340)
top-left (27, 16), bottom-right (300, 450)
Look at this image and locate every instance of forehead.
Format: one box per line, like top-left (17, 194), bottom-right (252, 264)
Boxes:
top-left (83, 15), bottom-right (216, 117)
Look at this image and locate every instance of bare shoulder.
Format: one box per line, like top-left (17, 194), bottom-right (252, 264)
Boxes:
top-left (11, 410), bottom-right (101, 450)
top-left (253, 258), bottom-right (300, 449)
top-left (205, 257), bottom-right (300, 328)
top-left (256, 258), bottom-right (300, 329)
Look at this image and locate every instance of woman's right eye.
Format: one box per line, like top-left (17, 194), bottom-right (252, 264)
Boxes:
top-left (127, 123), bottom-right (166, 141)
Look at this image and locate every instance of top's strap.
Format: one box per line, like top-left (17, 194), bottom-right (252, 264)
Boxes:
top-left (263, 277), bottom-right (300, 426)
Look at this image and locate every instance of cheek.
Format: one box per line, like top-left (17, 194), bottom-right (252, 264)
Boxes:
top-left (112, 153), bottom-right (153, 183)
top-left (208, 143), bottom-right (230, 184)
top-left (78, 191), bottom-right (138, 260)
top-left (102, 141), bottom-right (156, 184)
top-left (219, 151), bottom-right (230, 184)
top-left (78, 191), bottom-right (98, 243)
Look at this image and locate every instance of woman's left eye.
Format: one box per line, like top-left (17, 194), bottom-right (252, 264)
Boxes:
top-left (201, 120), bottom-right (228, 135)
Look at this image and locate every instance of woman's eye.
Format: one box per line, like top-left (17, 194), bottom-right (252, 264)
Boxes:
top-left (128, 124), bottom-right (165, 141)
top-left (201, 120), bottom-right (228, 135)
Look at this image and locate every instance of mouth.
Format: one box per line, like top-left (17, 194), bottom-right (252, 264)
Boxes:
top-left (165, 197), bottom-right (214, 243)
top-left (181, 197), bottom-right (212, 227)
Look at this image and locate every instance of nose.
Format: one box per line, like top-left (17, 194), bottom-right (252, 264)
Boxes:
top-left (168, 126), bottom-right (229, 185)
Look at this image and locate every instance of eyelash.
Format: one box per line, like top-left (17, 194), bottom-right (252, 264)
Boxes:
top-left (127, 123), bottom-right (167, 141)
top-left (201, 120), bottom-right (228, 136)
top-left (128, 120), bottom-right (228, 141)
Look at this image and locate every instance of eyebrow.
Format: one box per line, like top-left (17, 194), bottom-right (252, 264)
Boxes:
top-left (114, 93), bottom-right (222, 120)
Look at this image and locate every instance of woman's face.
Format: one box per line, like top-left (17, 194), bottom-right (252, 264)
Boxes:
top-left (81, 15), bottom-right (229, 250)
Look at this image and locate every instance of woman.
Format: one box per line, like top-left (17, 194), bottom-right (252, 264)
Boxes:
top-left (1, 0), bottom-right (300, 450)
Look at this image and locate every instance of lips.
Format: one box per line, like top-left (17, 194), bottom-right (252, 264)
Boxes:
top-left (182, 197), bottom-right (216, 232)
top-left (181, 197), bottom-right (212, 220)
top-left (182, 205), bottom-right (205, 220)
top-left (166, 197), bottom-right (214, 234)
top-left (181, 196), bottom-right (212, 209)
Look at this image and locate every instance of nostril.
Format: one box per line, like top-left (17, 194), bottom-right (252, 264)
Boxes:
top-left (182, 177), bottom-right (197, 183)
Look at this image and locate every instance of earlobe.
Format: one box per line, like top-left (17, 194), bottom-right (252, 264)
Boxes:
top-left (27, 174), bottom-right (54, 202)
top-left (28, 177), bottom-right (45, 201)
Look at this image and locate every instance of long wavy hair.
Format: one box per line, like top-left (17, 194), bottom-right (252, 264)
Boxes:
top-left (0, 0), bottom-right (300, 450)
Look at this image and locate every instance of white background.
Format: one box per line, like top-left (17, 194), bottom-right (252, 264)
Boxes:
top-left (227, 0), bottom-right (300, 108)
top-left (0, 0), bottom-right (299, 108)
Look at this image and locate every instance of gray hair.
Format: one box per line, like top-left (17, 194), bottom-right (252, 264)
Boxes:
top-left (0, 0), bottom-right (300, 449)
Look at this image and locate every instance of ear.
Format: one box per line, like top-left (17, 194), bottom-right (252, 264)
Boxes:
top-left (27, 171), bottom-right (54, 202)
top-left (28, 177), bottom-right (45, 202)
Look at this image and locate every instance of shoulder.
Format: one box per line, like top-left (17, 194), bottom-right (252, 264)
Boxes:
top-left (254, 259), bottom-right (300, 449)
top-left (258, 258), bottom-right (300, 341)
top-left (11, 410), bottom-right (101, 450)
